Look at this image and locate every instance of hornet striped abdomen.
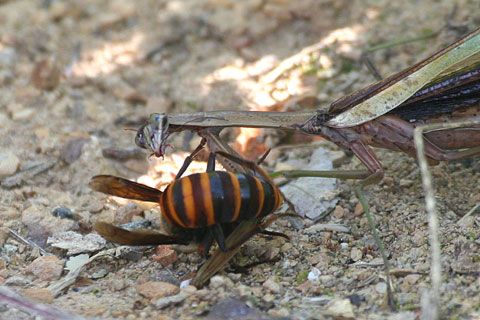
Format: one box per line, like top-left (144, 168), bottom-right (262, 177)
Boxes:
top-left (161, 171), bottom-right (283, 229)
top-left (90, 150), bottom-right (287, 253)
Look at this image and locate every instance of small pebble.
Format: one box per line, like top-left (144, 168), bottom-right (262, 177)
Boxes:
top-left (5, 276), bottom-right (30, 286)
top-left (52, 207), bottom-right (74, 219)
top-left (269, 308), bottom-right (290, 318)
top-left (123, 249), bottom-right (143, 262)
top-left (264, 246), bottom-right (280, 261)
top-left (296, 280), bottom-right (312, 293)
top-left (88, 199), bottom-right (105, 214)
top-left (324, 298), bottom-right (355, 319)
top-left (412, 230), bottom-right (425, 247)
top-left (308, 253), bottom-right (324, 265)
top-left (458, 216), bottom-right (475, 228)
top-left (84, 307), bottom-right (108, 317)
top-left (108, 278), bottom-right (127, 292)
top-left (263, 277), bottom-right (281, 294)
top-left (209, 275), bottom-right (234, 290)
top-left (399, 179), bottom-right (414, 187)
top-left (0, 69), bottom-right (13, 86)
top-left (307, 267), bottom-right (321, 281)
top-left (11, 107), bottom-right (35, 121)
top-left (263, 293), bottom-right (275, 302)
top-left (280, 242), bottom-right (293, 253)
top-left (346, 293), bottom-right (363, 307)
top-left (180, 283), bottom-right (195, 292)
top-left (350, 247), bottom-right (363, 262)
top-left (329, 150), bottom-right (347, 167)
top-left (209, 298), bottom-right (265, 319)
top-left (468, 194), bottom-right (480, 206)
top-left (102, 147), bottom-right (144, 162)
top-left (22, 204), bottom-right (77, 238)
top-left (375, 282), bottom-right (387, 294)
top-left (0, 227), bottom-right (10, 246)
top-left (31, 57), bottom-right (61, 91)
top-left (153, 245), bottom-right (177, 267)
top-left (0, 269), bottom-right (9, 278)
top-left (155, 293), bottom-right (186, 309)
top-left (332, 205), bottom-right (345, 219)
top-left (0, 257), bottom-right (7, 269)
top-left (0, 113), bottom-right (9, 127)
top-left (91, 269), bottom-right (108, 279)
top-left (47, 232), bottom-right (107, 255)
top-left (4, 244), bottom-right (17, 253)
top-left (0, 153), bottom-right (20, 178)
top-left (49, 1), bottom-right (68, 19)
top-left (0, 47), bottom-right (17, 68)
top-left (60, 138), bottom-right (89, 165)
top-left (34, 127), bottom-right (50, 139)
top-left (23, 288), bottom-right (54, 304)
top-left (314, 253), bottom-right (332, 269)
top-left (382, 176), bottom-right (395, 187)
top-left (26, 256), bottom-right (64, 281)
top-left (404, 274), bottom-right (421, 285)
top-left (195, 288), bottom-right (210, 299)
top-left (319, 275), bottom-right (335, 286)
top-left (354, 203), bottom-right (364, 216)
top-left (136, 281), bottom-right (179, 299)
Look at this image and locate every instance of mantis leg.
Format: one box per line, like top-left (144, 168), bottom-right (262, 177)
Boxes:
top-left (206, 152), bottom-right (217, 172)
top-left (174, 137), bottom-right (207, 179)
top-left (367, 115), bottom-right (480, 163)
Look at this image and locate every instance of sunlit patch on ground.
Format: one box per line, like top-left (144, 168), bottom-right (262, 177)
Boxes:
top-left (203, 26), bottom-right (362, 159)
top-left (104, 152), bottom-right (207, 209)
top-left (72, 32), bottom-right (144, 77)
top-left (140, 152), bottom-right (207, 189)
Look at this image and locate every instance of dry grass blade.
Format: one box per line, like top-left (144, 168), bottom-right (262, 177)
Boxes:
top-left (355, 185), bottom-right (395, 310)
top-left (47, 247), bottom-right (134, 297)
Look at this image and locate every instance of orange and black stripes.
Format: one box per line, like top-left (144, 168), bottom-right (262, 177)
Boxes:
top-left (159, 171), bottom-right (282, 229)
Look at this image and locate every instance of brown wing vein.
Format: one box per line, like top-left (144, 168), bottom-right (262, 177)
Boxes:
top-left (94, 221), bottom-right (190, 245)
top-left (89, 175), bottom-right (161, 202)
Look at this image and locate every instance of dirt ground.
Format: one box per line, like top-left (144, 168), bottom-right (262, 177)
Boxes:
top-left (1, 0), bottom-right (480, 319)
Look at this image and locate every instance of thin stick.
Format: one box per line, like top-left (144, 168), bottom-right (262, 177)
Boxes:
top-left (0, 286), bottom-right (85, 320)
top-left (414, 127), bottom-right (441, 320)
top-left (47, 247), bottom-right (133, 297)
top-left (413, 118), bottom-right (480, 319)
top-left (8, 228), bottom-right (51, 256)
top-left (457, 202), bottom-right (480, 224)
top-left (355, 185), bottom-right (395, 310)
top-left (414, 118), bottom-right (480, 320)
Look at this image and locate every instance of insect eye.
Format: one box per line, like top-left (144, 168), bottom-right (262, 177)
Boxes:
top-left (135, 131), bottom-right (145, 149)
top-left (161, 116), bottom-right (168, 128)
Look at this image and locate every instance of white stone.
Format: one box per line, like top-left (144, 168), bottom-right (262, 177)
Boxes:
top-left (0, 153), bottom-right (20, 177)
top-left (307, 267), bottom-right (321, 281)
